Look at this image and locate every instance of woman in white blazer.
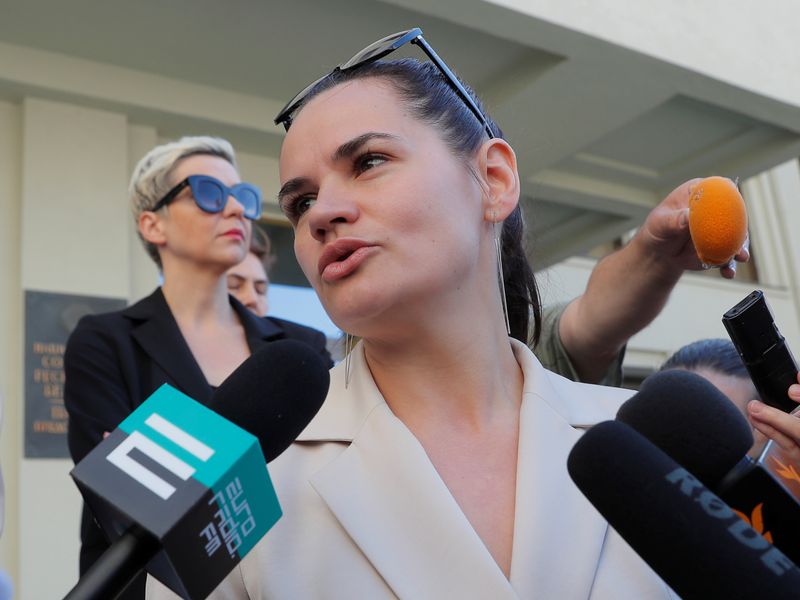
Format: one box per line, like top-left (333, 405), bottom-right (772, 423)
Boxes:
top-left (149, 29), bottom-right (695, 599)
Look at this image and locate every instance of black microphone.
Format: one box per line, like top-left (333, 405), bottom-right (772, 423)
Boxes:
top-left (66, 339), bottom-right (329, 600)
top-left (723, 289), bottom-right (799, 413)
top-left (617, 369), bottom-right (800, 564)
top-left (567, 420), bottom-right (800, 600)
top-left (616, 369), bottom-right (753, 487)
top-left (208, 339), bottom-right (330, 462)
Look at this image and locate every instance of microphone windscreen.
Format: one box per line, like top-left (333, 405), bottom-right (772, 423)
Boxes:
top-left (617, 369), bottom-right (753, 487)
top-left (568, 420), bottom-right (800, 600)
top-left (209, 339), bottom-right (330, 462)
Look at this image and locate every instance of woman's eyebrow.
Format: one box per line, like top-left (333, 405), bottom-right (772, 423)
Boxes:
top-left (331, 132), bottom-right (399, 163)
top-left (278, 177), bottom-right (311, 204)
top-left (278, 132), bottom-right (399, 204)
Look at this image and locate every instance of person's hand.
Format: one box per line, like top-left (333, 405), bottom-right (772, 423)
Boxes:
top-left (746, 373), bottom-right (800, 464)
top-left (635, 178), bottom-right (750, 279)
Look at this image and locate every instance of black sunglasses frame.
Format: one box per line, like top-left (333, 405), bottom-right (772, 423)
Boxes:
top-left (274, 27), bottom-right (495, 140)
top-left (152, 175), bottom-right (263, 220)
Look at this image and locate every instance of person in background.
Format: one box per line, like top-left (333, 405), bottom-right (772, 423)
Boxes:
top-left (226, 225), bottom-right (333, 366)
top-left (660, 338), bottom-right (800, 463)
top-left (773, 375), bottom-right (800, 464)
top-left (226, 224), bottom-right (274, 317)
top-left (535, 185), bottom-right (748, 388)
top-left (64, 136), bottom-right (327, 599)
top-left (660, 338), bottom-right (757, 417)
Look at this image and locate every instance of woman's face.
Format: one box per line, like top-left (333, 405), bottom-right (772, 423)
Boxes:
top-left (227, 252), bottom-right (269, 317)
top-left (156, 154), bottom-right (251, 271)
top-left (278, 79), bottom-right (488, 335)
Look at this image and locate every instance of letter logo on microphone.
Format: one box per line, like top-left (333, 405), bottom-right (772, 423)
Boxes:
top-left (105, 412), bottom-right (214, 500)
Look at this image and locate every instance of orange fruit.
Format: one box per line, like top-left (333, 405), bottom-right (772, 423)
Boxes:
top-left (688, 176), bottom-right (748, 266)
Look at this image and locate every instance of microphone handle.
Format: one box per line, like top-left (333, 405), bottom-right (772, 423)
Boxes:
top-left (63, 524), bottom-right (160, 600)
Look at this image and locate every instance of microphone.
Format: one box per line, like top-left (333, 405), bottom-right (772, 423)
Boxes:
top-left (66, 339), bottom-right (329, 600)
top-left (567, 420), bottom-right (800, 600)
top-left (616, 369), bottom-right (753, 487)
top-left (208, 339), bottom-right (330, 462)
top-left (617, 369), bottom-right (800, 564)
top-left (722, 289), bottom-right (799, 413)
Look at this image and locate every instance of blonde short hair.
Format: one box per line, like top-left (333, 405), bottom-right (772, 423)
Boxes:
top-left (129, 136), bottom-right (238, 268)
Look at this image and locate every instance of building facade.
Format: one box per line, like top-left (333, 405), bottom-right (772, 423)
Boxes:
top-left (1, 1), bottom-right (800, 596)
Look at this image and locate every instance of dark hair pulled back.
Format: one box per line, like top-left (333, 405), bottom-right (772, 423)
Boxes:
top-left (660, 338), bottom-right (750, 379)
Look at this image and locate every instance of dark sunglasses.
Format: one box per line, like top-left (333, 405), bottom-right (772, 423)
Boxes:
top-left (152, 175), bottom-right (262, 220)
top-left (274, 27), bottom-right (494, 139)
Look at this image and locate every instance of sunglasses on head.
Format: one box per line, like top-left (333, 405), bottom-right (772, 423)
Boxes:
top-left (152, 175), bottom-right (262, 220)
top-left (274, 27), bottom-right (494, 139)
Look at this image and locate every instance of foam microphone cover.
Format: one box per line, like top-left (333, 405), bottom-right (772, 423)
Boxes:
top-left (616, 369), bottom-right (753, 487)
top-left (568, 420), bottom-right (800, 600)
top-left (209, 339), bottom-right (330, 462)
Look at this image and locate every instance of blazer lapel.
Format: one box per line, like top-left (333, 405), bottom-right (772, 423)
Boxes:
top-left (305, 344), bottom-right (517, 600)
top-left (125, 288), bottom-right (212, 405)
top-left (229, 295), bottom-right (286, 352)
top-left (300, 340), bottom-right (628, 599)
top-left (508, 341), bottom-right (615, 599)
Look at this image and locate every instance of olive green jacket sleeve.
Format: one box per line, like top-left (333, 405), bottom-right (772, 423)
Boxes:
top-left (533, 303), bottom-right (625, 387)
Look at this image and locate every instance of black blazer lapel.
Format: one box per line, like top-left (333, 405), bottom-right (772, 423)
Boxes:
top-left (125, 288), bottom-right (212, 405)
top-left (229, 295), bottom-right (286, 353)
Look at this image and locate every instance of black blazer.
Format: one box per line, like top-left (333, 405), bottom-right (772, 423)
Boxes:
top-left (64, 287), bottom-right (332, 598)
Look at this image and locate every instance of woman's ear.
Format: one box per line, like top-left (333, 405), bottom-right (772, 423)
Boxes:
top-left (138, 211), bottom-right (167, 247)
top-left (478, 138), bottom-right (520, 222)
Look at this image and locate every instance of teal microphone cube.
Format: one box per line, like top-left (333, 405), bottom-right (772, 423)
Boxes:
top-left (71, 383), bottom-right (282, 599)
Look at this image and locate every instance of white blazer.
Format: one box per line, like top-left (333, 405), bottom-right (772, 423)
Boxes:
top-left (149, 339), bottom-right (676, 600)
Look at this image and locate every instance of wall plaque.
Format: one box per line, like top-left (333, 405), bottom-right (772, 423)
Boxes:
top-left (25, 290), bottom-right (125, 458)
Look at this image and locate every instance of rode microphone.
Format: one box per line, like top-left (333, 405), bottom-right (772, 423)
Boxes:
top-left (616, 369), bottom-right (753, 487)
top-left (617, 369), bottom-right (800, 565)
top-left (567, 420), bottom-right (800, 600)
top-left (66, 340), bottom-right (330, 600)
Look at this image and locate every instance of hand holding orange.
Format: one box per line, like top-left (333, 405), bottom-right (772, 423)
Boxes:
top-left (687, 176), bottom-right (748, 267)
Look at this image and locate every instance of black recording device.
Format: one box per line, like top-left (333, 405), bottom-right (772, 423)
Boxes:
top-left (722, 290), bottom-right (799, 413)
